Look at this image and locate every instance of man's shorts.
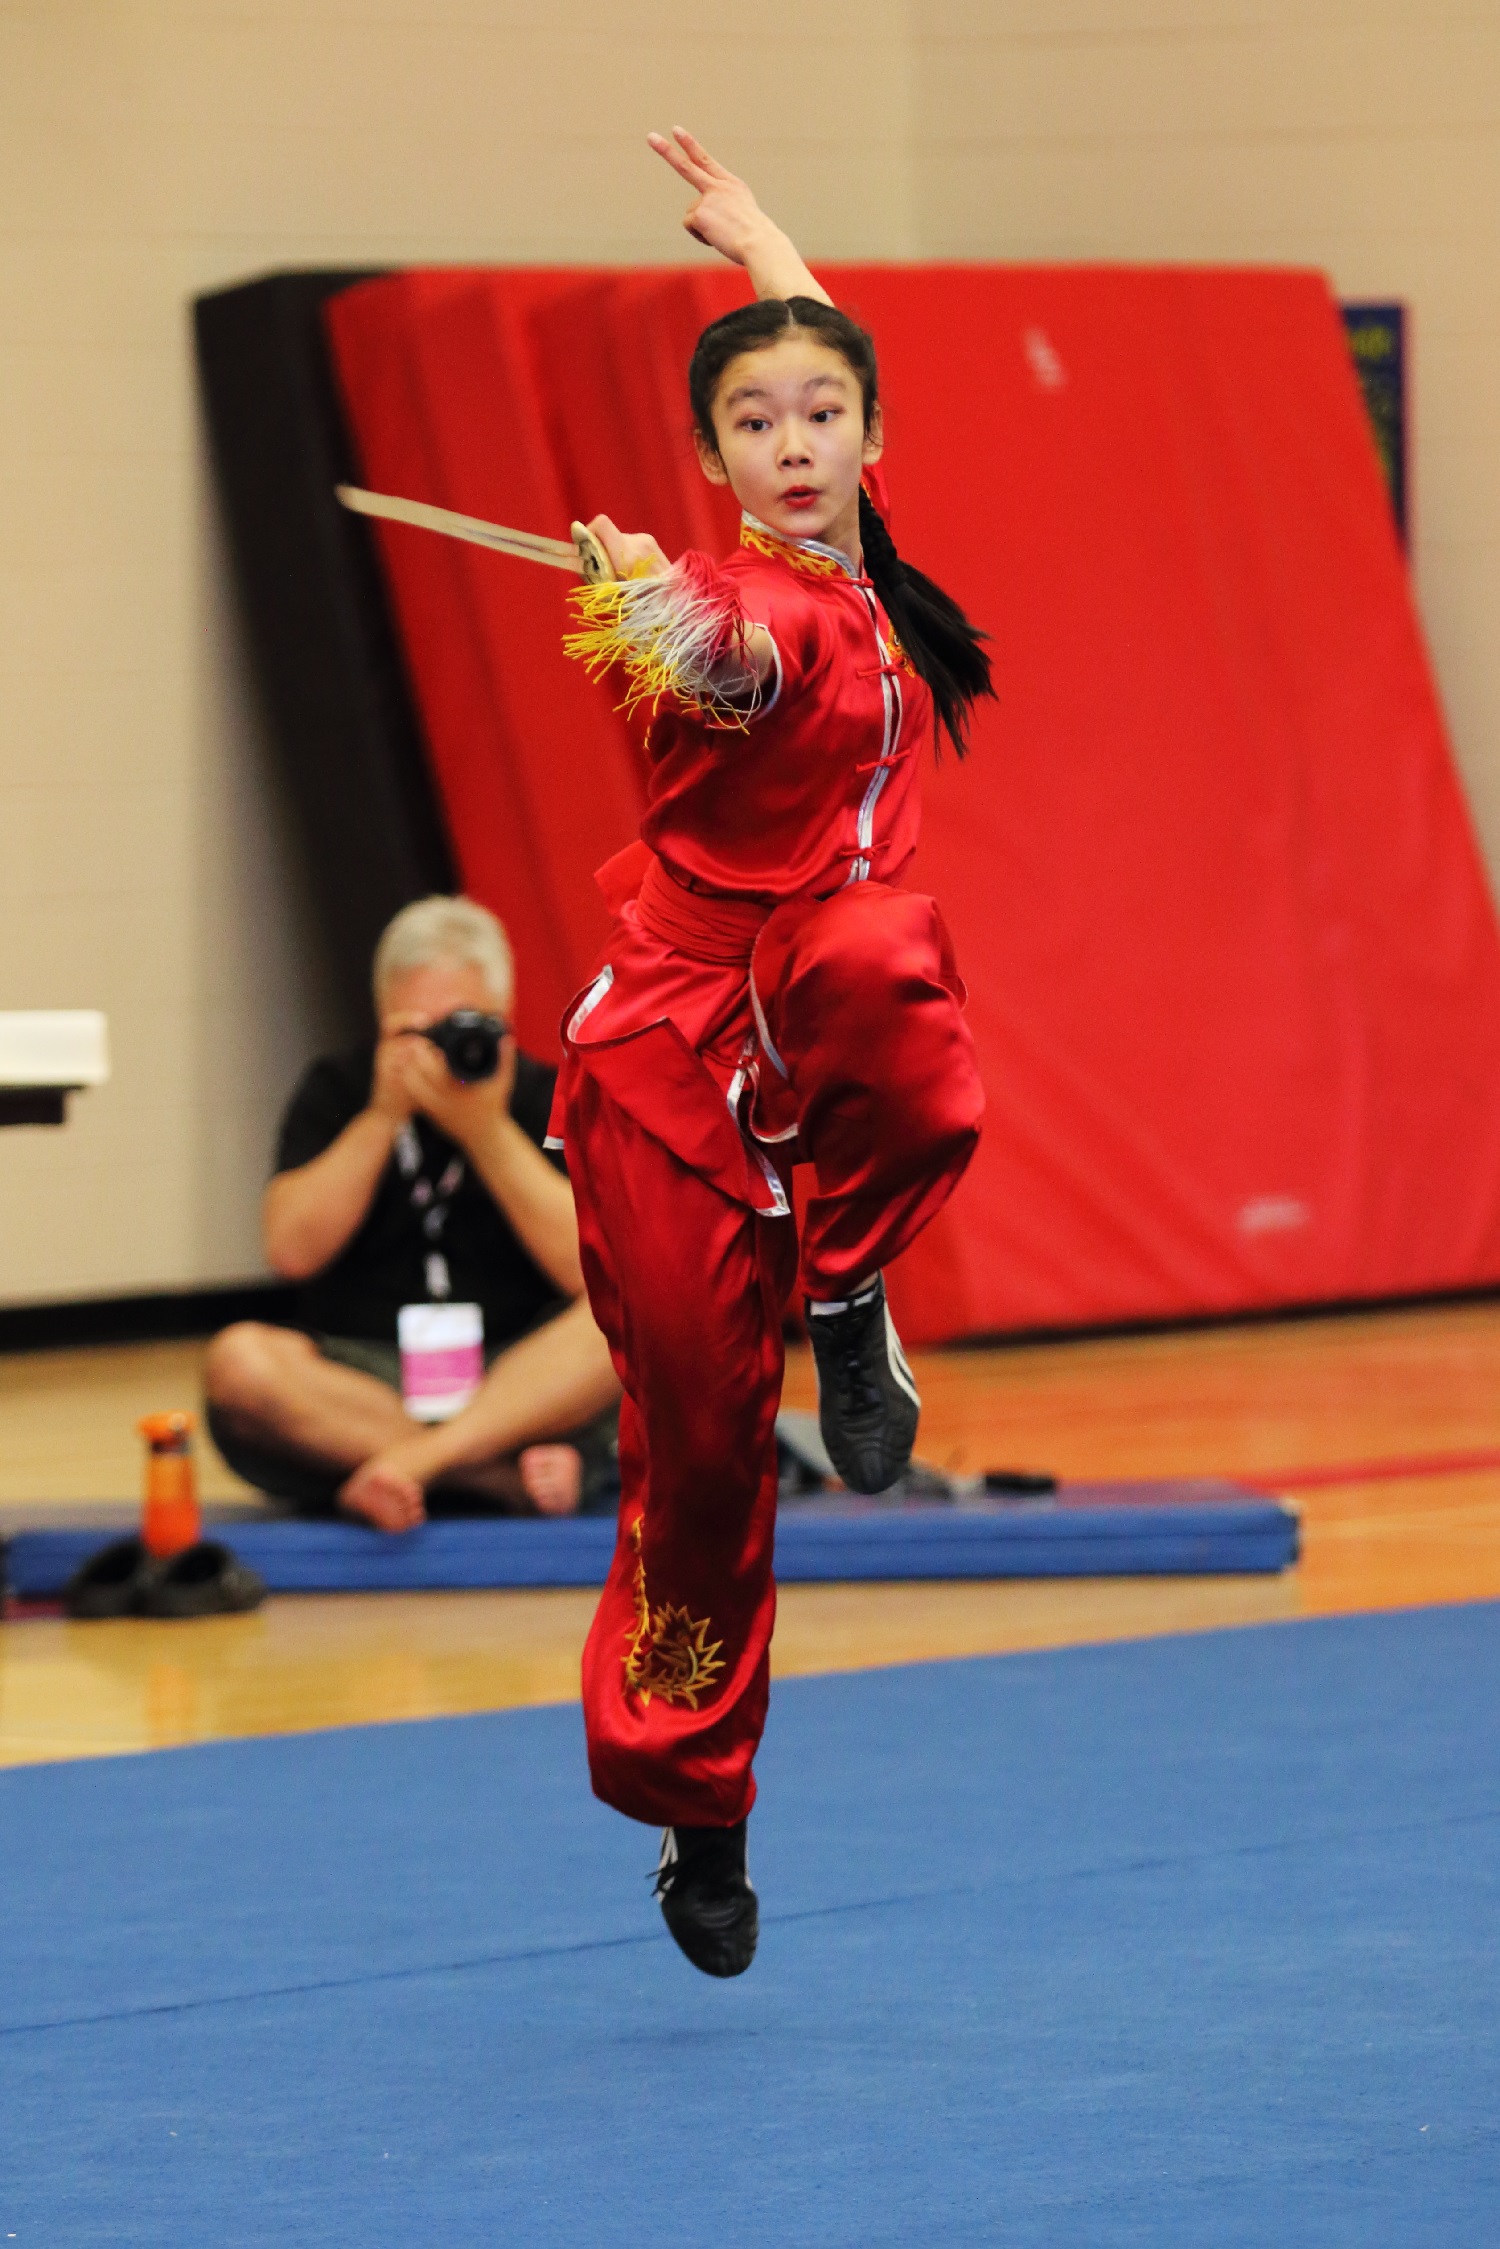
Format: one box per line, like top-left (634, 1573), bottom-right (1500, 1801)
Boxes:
top-left (205, 1326), bottom-right (619, 1517)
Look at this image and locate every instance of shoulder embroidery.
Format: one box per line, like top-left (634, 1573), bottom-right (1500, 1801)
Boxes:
top-left (739, 521), bottom-right (846, 579)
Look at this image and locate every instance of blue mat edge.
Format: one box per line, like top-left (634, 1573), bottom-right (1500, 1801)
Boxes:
top-left (2, 1498), bottom-right (1298, 1597)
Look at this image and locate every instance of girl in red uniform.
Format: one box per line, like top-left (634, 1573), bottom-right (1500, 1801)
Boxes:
top-left (555, 130), bottom-right (992, 1976)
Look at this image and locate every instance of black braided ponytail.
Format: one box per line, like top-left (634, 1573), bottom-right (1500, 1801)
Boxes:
top-left (688, 296), bottom-right (995, 758)
top-left (855, 487), bottom-right (993, 760)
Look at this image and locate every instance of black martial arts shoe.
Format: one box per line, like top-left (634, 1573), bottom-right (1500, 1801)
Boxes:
top-left (654, 1821), bottom-right (758, 1977)
top-left (805, 1274), bottom-right (921, 1494)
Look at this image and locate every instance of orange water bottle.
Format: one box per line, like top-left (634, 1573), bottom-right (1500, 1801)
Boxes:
top-left (139, 1411), bottom-right (202, 1558)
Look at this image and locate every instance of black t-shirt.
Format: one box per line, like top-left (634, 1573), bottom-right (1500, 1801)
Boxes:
top-left (273, 1045), bottom-right (566, 1347)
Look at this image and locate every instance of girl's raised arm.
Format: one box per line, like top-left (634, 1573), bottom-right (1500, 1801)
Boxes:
top-left (648, 128), bottom-right (833, 308)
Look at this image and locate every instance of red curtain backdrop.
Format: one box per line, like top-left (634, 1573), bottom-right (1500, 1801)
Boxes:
top-left (326, 265), bottom-right (1500, 1343)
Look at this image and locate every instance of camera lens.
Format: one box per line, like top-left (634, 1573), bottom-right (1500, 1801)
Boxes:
top-left (425, 1010), bottom-right (503, 1082)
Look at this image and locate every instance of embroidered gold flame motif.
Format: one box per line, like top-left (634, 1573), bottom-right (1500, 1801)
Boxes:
top-left (739, 522), bottom-right (845, 578)
top-left (623, 1516), bottom-right (726, 1710)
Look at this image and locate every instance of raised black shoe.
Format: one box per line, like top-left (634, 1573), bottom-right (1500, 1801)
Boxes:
top-left (654, 1820), bottom-right (758, 1977)
top-left (805, 1274), bottom-right (921, 1494)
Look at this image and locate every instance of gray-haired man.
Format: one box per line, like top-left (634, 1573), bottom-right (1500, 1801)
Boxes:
top-left (206, 896), bottom-right (619, 1532)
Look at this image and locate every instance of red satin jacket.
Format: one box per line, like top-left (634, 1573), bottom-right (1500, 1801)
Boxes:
top-left (638, 518), bottom-right (932, 904)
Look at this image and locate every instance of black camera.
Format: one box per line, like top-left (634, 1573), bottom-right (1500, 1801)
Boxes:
top-left (421, 1010), bottom-right (506, 1083)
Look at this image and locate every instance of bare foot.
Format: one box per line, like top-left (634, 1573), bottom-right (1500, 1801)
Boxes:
top-left (518, 1444), bottom-right (583, 1517)
top-left (339, 1456), bottom-right (427, 1533)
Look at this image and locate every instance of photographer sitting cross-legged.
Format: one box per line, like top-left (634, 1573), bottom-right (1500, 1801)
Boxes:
top-left (205, 897), bottom-right (620, 1534)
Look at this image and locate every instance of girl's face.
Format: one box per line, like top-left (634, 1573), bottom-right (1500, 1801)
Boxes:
top-left (696, 333), bottom-right (883, 560)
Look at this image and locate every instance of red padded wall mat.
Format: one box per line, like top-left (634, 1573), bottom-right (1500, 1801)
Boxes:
top-left (327, 264), bottom-right (1500, 1342)
top-left (326, 269), bottom-right (641, 1059)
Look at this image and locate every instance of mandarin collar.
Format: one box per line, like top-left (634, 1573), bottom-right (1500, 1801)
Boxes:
top-left (740, 511), bottom-right (863, 581)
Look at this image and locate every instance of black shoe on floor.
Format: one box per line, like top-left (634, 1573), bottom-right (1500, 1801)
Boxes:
top-left (654, 1821), bottom-right (758, 1978)
top-left (64, 1535), bottom-right (161, 1620)
top-left (805, 1274), bottom-right (921, 1495)
top-left (140, 1541), bottom-right (267, 1620)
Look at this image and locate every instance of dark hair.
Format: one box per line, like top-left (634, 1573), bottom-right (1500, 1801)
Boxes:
top-left (687, 296), bottom-right (994, 757)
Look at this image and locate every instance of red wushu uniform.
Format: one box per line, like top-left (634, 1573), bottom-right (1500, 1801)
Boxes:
top-left (554, 515), bottom-right (984, 1830)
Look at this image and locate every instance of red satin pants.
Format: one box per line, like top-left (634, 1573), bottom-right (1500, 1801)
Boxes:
top-left (562, 882), bottom-right (983, 1829)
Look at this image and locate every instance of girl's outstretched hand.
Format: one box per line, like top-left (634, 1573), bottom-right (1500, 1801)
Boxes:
top-left (648, 128), bottom-right (769, 267)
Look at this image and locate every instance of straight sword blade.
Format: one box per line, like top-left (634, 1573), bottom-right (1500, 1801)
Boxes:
top-left (336, 484), bottom-right (609, 578)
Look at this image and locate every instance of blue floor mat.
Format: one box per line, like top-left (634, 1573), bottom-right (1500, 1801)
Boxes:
top-left (3, 1477), bottom-right (1297, 1596)
top-left (3, 1604), bottom-right (1496, 2245)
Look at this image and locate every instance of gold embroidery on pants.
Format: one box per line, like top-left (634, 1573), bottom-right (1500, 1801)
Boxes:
top-left (623, 1515), bottom-right (726, 1710)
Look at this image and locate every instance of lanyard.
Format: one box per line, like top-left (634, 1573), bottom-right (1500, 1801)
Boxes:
top-left (394, 1121), bottom-right (464, 1300)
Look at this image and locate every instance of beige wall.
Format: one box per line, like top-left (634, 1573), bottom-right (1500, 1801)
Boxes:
top-left (0, 0), bottom-right (1495, 1304)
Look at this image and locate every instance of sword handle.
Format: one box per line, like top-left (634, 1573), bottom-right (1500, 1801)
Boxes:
top-left (571, 522), bottom-right (614, 585)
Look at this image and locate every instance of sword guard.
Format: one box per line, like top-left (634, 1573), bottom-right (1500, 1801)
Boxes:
top-left (571, 522), bottom-right (614, 585)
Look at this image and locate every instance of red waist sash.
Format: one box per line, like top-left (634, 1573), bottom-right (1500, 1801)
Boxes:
top-left (633, 853), bottom-right (774, 967)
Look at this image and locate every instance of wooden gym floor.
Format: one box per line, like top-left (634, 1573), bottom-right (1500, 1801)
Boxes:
top-left (4, 1298), bottom-right (1500, 1769)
